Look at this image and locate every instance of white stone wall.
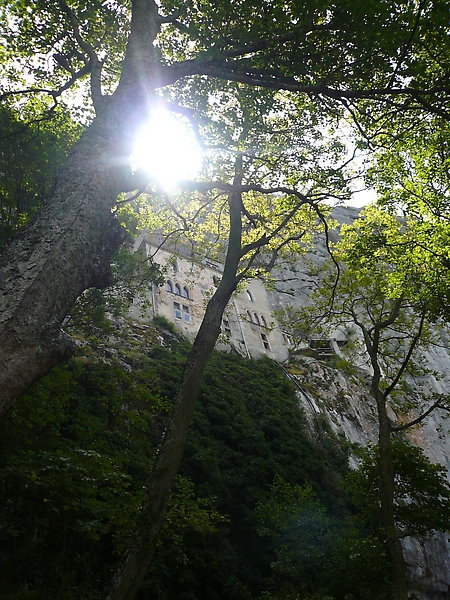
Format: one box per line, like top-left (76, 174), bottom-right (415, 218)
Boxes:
top-left (130, 234), bottom-right (289, 362)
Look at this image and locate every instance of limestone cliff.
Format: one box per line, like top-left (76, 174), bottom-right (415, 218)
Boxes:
top-left (268, 205), bottom-right (450, 599)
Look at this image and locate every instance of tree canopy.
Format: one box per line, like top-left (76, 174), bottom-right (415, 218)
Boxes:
top-left (2, 2), bottom-right (450, 598)
top-left (1, 0), bottom-right (450, 407)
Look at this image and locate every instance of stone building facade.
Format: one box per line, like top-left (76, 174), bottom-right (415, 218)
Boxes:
top-left (131, 232), bottom-right (289, 362)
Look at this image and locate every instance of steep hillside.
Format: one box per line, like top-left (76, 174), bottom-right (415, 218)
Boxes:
top-left (0, 318), bottom-right (391, 600)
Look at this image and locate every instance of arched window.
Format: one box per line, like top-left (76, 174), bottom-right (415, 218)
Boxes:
top-left (246, 310), bottom-right (253, 323)
top-left (246, 289), bottom-right (254, 302)
top-left (172, 260), bottom-right (178, 273)
top-left (182, 286), bottom-right (189, 299)
top-left (166, 280), bottom-right (173, 293)
top-left (253, 313), bottom-right (260, 325)
top-left (260, 315), bottom-right (267, 327)
top-left (175, 283), bottom-right (181, 296)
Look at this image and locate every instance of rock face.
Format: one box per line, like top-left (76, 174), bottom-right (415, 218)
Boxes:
top-left (284, 354), bottom-right (450, 599)
top-left (269, 206), bottom-right (450, 599)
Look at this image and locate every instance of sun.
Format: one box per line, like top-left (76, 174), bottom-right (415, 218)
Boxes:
top-left (131, 109), bottom-right (203, 190)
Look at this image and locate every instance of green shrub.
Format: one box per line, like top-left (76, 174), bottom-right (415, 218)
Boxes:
top-left (153, 314), bottom-right (177, 333)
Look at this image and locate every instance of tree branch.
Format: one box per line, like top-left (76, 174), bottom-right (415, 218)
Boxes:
top-left (116, 0), bottom-right (161, 96)
top-left (392, 394), bottom-right (450, 432)
top-left (383, 308), bottom-right (426, 400)
top-left (387, 0), bottom-right (426, 89)
top-left (162, 58), bottom-right (450, 118)
top-left (56, 0), bottom-right (104, 112)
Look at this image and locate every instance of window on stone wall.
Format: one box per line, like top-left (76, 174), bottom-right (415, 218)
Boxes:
top-left (253, 313), bottom-right (260, 325)
top-left (173, 301), bottom-right (182, 319)
top-left (166, 280), bottom-right (173, 293)
top-left (246, 289), bottom-right (254, 302)
top-left (261, 332), bottom-right (270, 350)
top-left (182, 286), bottom-right (189, 299)
top-left (260, 315), bottom-right (267, 327)
top-left (175, 283), bottom-right (181, 296)
top-left (246, 310), bottom-right (253, 323)
top-left (183, 305), bottom-right (191, 323)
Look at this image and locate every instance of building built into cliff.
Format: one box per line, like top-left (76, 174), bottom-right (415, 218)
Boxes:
top-left (129, 206), bottom-right (450, 599)
top-left (131, 231), bottom-right (291, 362)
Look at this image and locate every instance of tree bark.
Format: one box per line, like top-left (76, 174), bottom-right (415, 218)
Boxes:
top-left (0, 0), bottom-right (162, 415)
top-left (362, 313), bottom-right (409, 600)
top-left (0, 116), bottom-right (129, 415)
top-left (374, 388), bottom-right (409, 600)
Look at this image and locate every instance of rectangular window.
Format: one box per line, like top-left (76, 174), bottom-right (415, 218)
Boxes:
top-left (261, 332), bottom-right (270, 350)
top-left (183, 305), bottom-right (191, 323)
top-left (173, 301), bottom-right (182, 319)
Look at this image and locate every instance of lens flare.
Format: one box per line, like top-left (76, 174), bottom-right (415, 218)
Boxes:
top-left (131, 109), bottom-right (202, 190)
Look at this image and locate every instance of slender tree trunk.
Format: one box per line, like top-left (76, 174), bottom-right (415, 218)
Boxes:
top-left (106, 275), bottom-right (238, 600)
top-left (376, 390), bottom-right (409, 600)
top-left (106, 186), bottom-right (245, 600)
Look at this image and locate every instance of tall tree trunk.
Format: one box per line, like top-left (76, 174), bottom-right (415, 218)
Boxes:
top-left (106, 188), bottom-right (245, 600)
top-left (0, 0), bottom-right (161, 416)
top-left (376, 391), bottom-right (409, 600)
top-left (106, 271), bottom-right (239, 600)
top-left (0, 116), bottom-right (130, 415)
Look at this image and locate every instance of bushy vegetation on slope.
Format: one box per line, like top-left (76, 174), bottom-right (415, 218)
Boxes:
top-left (0, 323), bottom-right (392, 600)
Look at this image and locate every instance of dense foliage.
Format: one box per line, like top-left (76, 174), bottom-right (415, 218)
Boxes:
top-left (348, 440), bottom-right (450, 540)
top-left (0, 323), bottom-right (393, 600)
top-left (2, 2), bottom-right (450, 598)
top-left (0, 106), bottom-right (81, 253)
